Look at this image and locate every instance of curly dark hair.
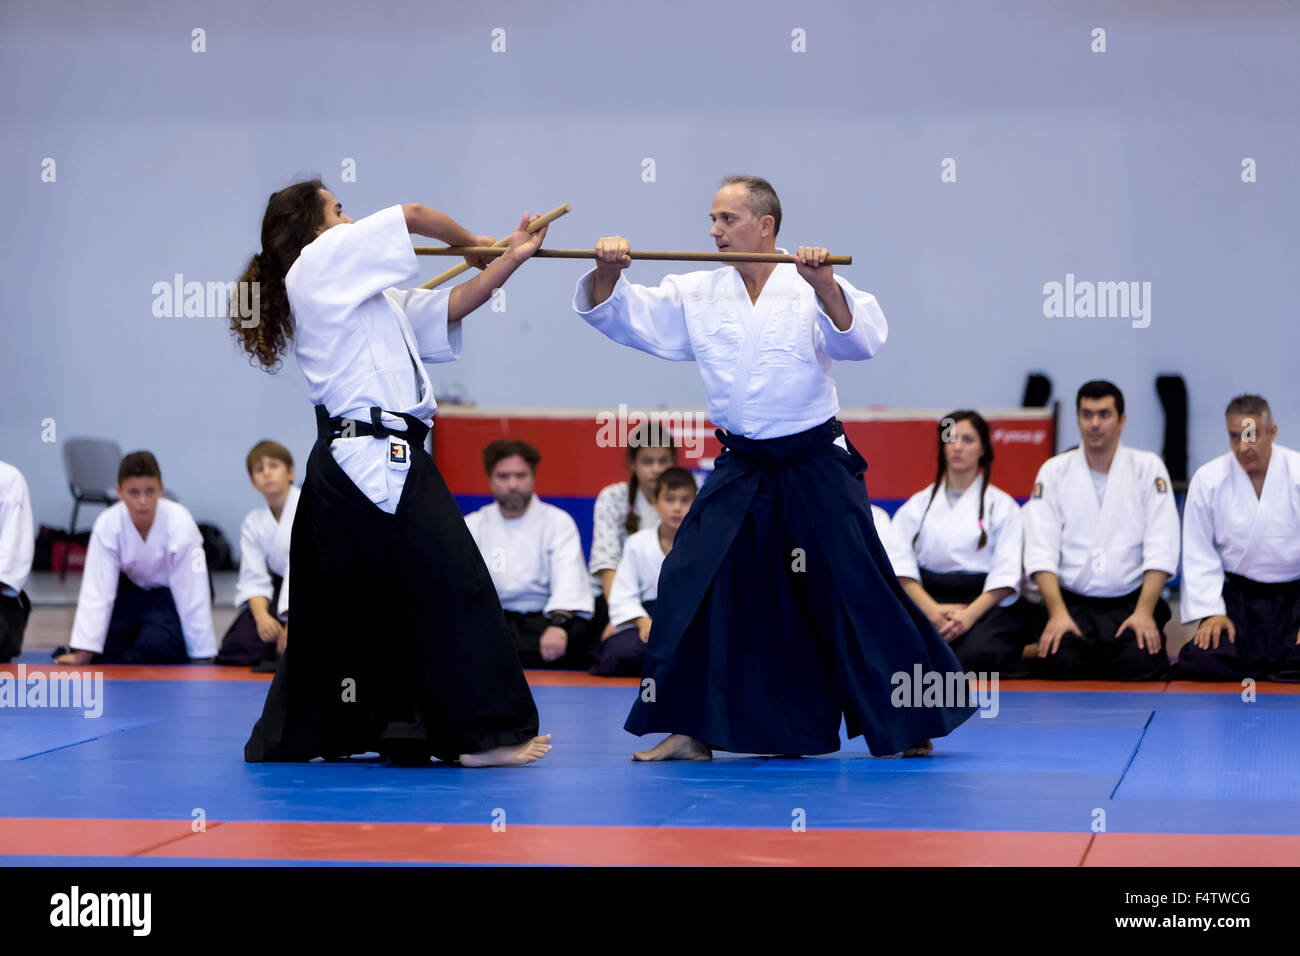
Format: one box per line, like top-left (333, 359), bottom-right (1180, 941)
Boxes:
top-left (230, 178), bottom-right (327, 371)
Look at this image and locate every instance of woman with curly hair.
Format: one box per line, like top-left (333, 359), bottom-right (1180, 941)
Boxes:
top-left (233, 179), bottom-right (551, 767)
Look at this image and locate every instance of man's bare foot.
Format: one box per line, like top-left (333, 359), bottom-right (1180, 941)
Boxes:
top-left (458, 734), bottom-right (552, 767)
top-left (902, 739), bottom-right (934, 757)
top-left (53, 650), bottom-right (94, 665)
top-left (632, 734), bottom-right (712, 761)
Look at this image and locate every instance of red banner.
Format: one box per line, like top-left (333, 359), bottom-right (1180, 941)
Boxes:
top-left (433, 407), bottom-right (1056, 502)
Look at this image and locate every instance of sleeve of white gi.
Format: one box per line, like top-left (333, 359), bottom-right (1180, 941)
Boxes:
top-left (543, 511), bottom-right (596, 618)
top-left (573, 271), bottom-right (696, 361)
top-left (607, 545), bottom-right (648, 628)
top-left (1022, 461), bottom-right (1064, 578)
top-left (168, 515), bottom-right (218, 659)
top-left (384, 287), bottom-right (463, 364)
top-left (1179, 471), bottom-right (1225, 622)
top-left (69, 517), bottom-right (122, 654)
top-left (0, 468), bottom-right (34, 594)
top-left (232, 512), bottom-right (273, 610)
top-left (984, 497), bottom-right (1024, 604)
top-left (813, 275), bottom-right (888, 361)
top-left (883, 498), bottom-right (922, 581)
top-left (1140, 458), bottom-right (1181, 577)
top-left (287, 204), bottom-right (418, 315)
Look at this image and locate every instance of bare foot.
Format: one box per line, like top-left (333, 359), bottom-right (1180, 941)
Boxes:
top-left (458, 734), bottom-right (552, 767)
top-left (632, 734), bottom-right (712, 761)
top-left (902, 739), bottom-right (934, 757)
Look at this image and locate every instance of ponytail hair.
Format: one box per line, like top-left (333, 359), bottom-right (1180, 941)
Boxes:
top-left (231, 178), bottom-right (327, 372)
top-left (912, 409), bottom-right (995, 550)
top-left (624, 421), bottom-right (678, 535)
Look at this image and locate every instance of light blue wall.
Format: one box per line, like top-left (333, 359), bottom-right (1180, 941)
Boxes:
top-left (3, 0), bottom-right (1297, 553)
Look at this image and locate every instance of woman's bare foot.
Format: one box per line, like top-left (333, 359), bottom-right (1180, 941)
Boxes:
top-left (902, 739), bottom-right (934, 757)
top-left (458, 734), bottom-right (552, 767)
top-left (632, 734), bottom-right (712, 761)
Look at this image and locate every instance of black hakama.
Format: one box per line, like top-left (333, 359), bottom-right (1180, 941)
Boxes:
top-left (0, 590), bottom-right (31, 663)
top-left (624, 418), bottom-right (976, 756)
top-left (590, 598), bottom-right (656, 677)
top-left (919, 569), bottom-right (1030, 676)
top-left (244, 407), bottom-right (540, 764)
top-left (502, 610), bottom-right (596, 670)
top-left (1022, 588), bottom-right (1173, 681)
top-left (216, 572), bottom-right (282, 667)
top-left (1176, 573), bottom-right (1300, 682)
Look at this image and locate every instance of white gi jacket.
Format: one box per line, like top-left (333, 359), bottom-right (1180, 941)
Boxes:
top-left (70, 500), bottom-right (217, 657)
top-left (464, 497), bottom-right (595, 618)
top-left (573, 259), bottom-right (887, 439)
top-left (1181, 445), bottom-right (1300, 622)
top-left (286, 204), bottom-right (461, 512)
top-left (889, 479), bottom-right (1023, 605)
top-left (1023, 444), bottom-right (1180, 598)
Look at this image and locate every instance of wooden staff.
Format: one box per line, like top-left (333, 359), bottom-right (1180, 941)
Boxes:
top-left (414, 247), bottom-right (852, 266)
top-left (418, 204), bottom-right (572, 289)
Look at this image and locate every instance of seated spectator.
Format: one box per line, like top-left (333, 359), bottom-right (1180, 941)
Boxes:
top-left (465, 440), bottom-right (594, 669)
top-left (890, 411), bottom-right (1028, 674)
top-left (589, 422), bottom-right (677, 638)
top-left (55, 451), bottom-right (216, 664)
top-left (591, 466), bottom-right (697, 676)
top-left (0, 460), bottom-right (34, 663)
top-left (1022, 381), bottom-right (1179, 680)
top-left (217, 441), bottom-right (298, 670)
top-left (1178, 394), bottom-right (1300, 681)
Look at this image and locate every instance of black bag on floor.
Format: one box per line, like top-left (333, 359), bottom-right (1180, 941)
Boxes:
top-left (198, 523), bottom-right (233, 571)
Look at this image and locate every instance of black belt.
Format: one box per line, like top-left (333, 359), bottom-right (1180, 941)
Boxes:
top-left (314, 405), bottom-right (430, 445)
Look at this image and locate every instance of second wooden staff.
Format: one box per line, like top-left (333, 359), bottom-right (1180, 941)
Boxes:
top-left (418, 204), bottom-right (572, 289)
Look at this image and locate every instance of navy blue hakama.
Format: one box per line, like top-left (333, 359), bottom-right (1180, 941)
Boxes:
top-left (624, 418), bottom-right (977, 756)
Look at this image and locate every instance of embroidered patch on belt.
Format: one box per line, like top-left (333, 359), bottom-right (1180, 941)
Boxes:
top-left (389, 441), bottom-right (408, 464)
top-left (1032, 482), bottom-right (1043, 498)
top-left (1155, 477), bottom-right (1168, 493)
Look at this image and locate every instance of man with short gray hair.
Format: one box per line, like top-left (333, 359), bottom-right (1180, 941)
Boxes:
top-left (1177, 395), bottom-right (1300, 681)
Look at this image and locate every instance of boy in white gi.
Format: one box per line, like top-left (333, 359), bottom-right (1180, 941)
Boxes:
top-left (575, 175), bottom-right (975, 760)
top-left (1178, 394), bottom-right (1300, 681)
top-left (56, 451), bottom-right (217, 665)
top-left (1022, 381), bottom-right (1180, 680)
top-left (465, 440), bottom-right (595, 669)
top-left (216, 440), bottom-right (298, 669)
top-left (0, 460), bottom-right (35, 662)
top-left (592, 466), bottom-right (697, 677)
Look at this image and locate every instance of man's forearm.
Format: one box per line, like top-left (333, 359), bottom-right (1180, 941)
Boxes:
top-left (814, 281), bottom-right (852, 331)
top-left (1135, 570), bottom-right (1168, 617)
top-left (590, 269), bottom-right (620, 308)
